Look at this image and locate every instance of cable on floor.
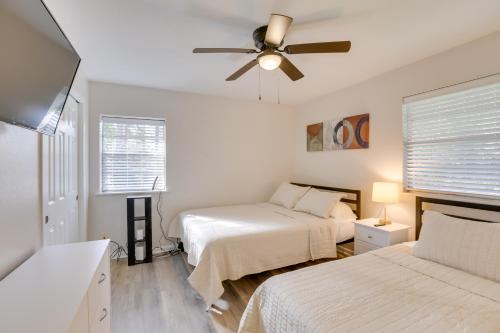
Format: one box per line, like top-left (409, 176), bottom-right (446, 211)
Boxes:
top-left (109, 240), bottom-right (128, 261)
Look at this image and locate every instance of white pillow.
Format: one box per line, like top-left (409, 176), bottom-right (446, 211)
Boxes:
top-left (293, 188), bottom-right (345, 218)
top-left (269, 183), bottom-right (310, 209)
top-left (414, 210), bottom-right (500, 282)
top-left (331, 202), bottom-right (357, 220)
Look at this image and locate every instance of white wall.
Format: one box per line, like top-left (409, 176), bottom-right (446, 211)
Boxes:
top-left (0, 122), bottom-right (41, 279)
top-left (0, 69), bottom-right (88, 279)
top-left (294, 31), bottom-right (500, 238)
top-left (88, 82), bottom-right (295, 247)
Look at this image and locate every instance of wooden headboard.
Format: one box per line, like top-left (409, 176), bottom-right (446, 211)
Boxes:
top-left (291, 183), bottom-right (361, 218)
top-left (415, 196), bottom-right (500, 239)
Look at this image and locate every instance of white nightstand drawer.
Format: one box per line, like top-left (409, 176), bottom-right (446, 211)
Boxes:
top-left (356, 224), bottom-right (387, 247)
top-left (354, 240), bottom-right (380, 255)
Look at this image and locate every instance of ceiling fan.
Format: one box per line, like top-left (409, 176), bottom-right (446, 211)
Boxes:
top-left (193, 14), bottom-right (351, 82)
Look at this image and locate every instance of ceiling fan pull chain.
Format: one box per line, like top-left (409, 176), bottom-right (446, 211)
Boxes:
top-left (258, 67), bottom-right (262, 101)
top-left (277, 71), bottom-right (281, 104)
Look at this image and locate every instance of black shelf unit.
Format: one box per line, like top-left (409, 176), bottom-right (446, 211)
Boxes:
top-left (127, 195), bottom-right (153, 266)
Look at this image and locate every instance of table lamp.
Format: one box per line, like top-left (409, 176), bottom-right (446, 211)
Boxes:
top-left (372, 182), bottom-right (399, 225)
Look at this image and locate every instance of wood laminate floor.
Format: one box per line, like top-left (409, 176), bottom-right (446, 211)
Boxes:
top-left (111, 242), bottom-right (353, 333)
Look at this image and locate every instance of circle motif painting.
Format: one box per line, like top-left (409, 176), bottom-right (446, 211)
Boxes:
top-left (306, 113), bottom-right (369, 152)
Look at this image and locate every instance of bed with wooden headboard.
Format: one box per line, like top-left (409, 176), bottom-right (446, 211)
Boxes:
top-left (239, 195), bottom-right (500, 333)
top-left (168, 182), bottom-right (361, 309)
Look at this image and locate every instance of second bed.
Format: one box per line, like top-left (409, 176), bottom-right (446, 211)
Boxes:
top-left (167, 183), bottom-right (360, 308)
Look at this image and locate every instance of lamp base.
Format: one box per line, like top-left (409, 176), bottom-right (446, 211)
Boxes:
top-left (377, 218), bottom-right (392, 225)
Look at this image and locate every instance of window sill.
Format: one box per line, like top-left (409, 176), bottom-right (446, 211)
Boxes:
top-left (95, 189), bottom-right (168, 196)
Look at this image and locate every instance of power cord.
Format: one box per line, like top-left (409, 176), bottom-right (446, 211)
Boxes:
top-left (152, 189), bottom-right (180, 257)
top-left (109, 240), bottom-right (128, 261)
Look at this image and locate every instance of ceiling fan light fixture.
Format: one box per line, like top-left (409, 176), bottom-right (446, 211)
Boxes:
top-left (258, 53), bottom-right (282, 71)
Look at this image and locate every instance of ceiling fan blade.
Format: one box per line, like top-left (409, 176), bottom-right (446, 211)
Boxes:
top-left (264, 14), bottom-right (293, 46)
top-left (193, 48), bottom-right (257, 54)
top-left (284, 41), bottom-right (351, 54)
top-left (226, 59), bottom-right (258, 81)
top-left (279, 56), bottom-right (304, 81)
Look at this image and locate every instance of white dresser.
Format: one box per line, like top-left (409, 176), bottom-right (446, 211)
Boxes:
top-left (354, 218), bottom-right (410, 255)
top-left (0, 240), bottom-right (110, 333)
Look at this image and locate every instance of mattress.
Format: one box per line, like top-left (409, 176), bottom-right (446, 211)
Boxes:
top-left (167, 203), bottom-right (355, 308)
top-left (239, 244), bottom-right (500, 333)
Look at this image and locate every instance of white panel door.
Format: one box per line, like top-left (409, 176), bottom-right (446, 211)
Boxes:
top-left (42, 96), bottom-right (79, 246)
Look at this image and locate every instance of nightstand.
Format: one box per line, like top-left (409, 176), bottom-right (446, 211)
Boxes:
top-left (354, 218), bottom-right (410, 255)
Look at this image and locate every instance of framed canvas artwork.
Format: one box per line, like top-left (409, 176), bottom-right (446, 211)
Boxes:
top-left (343, 113), bottom-right (370, 149)
top-left (307, 113), bottom-right (369, 152)
top-left (306, 123), bottom-right (323, 152)
top-left (323, 118), bottom-right (343, 150)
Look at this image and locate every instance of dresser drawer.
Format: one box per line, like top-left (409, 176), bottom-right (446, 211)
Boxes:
top-left (355, 224), bottom-right (388, 247)
top-left (354, 239), bottom-right (380, 255)
top-left (88, 248), bottom-right (111, 333)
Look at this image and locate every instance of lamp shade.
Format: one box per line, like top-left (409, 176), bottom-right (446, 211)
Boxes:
top-left (372, 182), bottom-right (399, 204)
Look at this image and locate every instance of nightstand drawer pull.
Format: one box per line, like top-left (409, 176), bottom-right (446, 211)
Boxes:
top-left (99, 308), bottom-right (108, 322)
top-left (98, 273), bottom-right (106, 284)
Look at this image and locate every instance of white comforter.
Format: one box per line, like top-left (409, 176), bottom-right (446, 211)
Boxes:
top-left (168, 203), bottom-right (347, 308)
top-left (239, 245), bottom-right (500, 333)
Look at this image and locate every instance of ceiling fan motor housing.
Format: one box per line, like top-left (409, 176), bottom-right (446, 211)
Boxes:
top-left (253, 25), bottom-right (284, 50)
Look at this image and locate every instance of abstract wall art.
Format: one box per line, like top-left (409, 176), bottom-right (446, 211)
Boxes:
top-left (306, 122), bottom-right (323, 152)
top-left (307, 113), bottom-right (369, 152)
top-left (342, 113), bottom-right (370, 149)
top-left (323, 118), bottom-right (344, 151)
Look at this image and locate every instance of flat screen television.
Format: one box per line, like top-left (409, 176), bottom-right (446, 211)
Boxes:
top-left (0, 0), bottom-right (80, 135)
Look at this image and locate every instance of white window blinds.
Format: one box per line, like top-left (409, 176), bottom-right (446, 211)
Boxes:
top-left (403, 76), bottom-right (500, 198)
top-left (100, 116), bottom-right (166, 193)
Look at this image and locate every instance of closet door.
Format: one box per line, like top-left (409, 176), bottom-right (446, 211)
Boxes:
top-left (42, 96), bottom-right (79, 245)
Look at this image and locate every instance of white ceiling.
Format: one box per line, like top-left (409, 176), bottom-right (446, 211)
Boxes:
top-left (44, 0), bottom-right (500, 105)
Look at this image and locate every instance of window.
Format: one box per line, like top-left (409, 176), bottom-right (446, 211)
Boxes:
top-left (403, 76), bottom-right (500, 198)
top-left (100, 116), bottom-right (166, 193)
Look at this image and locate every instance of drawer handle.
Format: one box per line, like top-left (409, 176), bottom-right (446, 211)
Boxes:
top-left (99, 308), bottom-right (108, 322)
top-left (98, 273), bottom-right (106, 284)
top-left (368, 235), bottom-right (372, 239)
